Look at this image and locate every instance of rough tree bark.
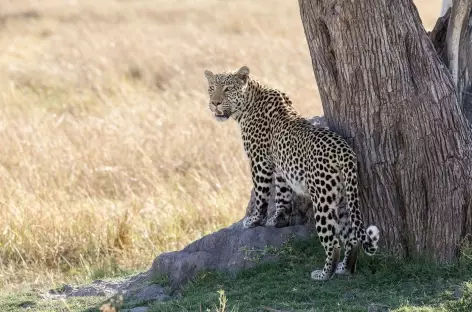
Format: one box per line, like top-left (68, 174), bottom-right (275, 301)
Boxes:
top-left (298, 0), bottom-right (472, 261)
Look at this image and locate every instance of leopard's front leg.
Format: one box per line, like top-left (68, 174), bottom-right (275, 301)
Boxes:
top-left (243, 159), bottom-right (273, 228)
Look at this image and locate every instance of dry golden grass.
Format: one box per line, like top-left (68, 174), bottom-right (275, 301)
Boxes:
top-left (0, 0), bottom-right (441, 290)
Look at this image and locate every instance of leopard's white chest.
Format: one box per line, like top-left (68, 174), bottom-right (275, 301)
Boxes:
top-left (277, 168), bottom-right (308, 196)
top-left (287, 179), bottom-right (308, 196)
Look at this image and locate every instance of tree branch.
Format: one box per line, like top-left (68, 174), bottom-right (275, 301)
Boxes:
top-left (441, 0), bottom-right (453, 17)
top-left (429, 8), bottom-right (451, 63)
top-left (446, 0), bottom-right (471, 86)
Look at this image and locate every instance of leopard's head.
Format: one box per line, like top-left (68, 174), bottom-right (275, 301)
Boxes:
top-left (204, 66), bottom-right (250, 122)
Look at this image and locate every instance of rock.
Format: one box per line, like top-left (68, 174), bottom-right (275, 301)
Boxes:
top-left (307, 115), bottom-right (329, 129)
top-left (130, 283), bottom-right (169, 302)
top-left (43, 271), bottom-right (169, 303)
top-left (453, 285), bottom-right (464, 299)
top-left (151, 225), bottom-right (313, 289)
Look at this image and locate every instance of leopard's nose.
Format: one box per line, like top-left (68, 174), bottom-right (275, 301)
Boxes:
top-left (211, 100), bottom-right (222, 106)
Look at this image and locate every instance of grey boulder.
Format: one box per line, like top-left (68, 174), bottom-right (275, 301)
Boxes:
top-left (151, 225), bottom-right (313, 289)
top-left (43, 271), bottom-right (169, 302)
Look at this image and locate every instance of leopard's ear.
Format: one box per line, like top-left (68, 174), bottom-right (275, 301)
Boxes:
top-left (204, 69), bottom-right (214, 80)
top-left (236, 66), bottom-right (250, 83)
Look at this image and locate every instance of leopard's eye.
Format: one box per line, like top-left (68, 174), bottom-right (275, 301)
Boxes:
top-left (208, 86), bottom-right (215, 93)
top-left (222, 85), bottom-right (233, 92)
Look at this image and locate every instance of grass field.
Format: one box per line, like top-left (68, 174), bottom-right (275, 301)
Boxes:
top-left (0, 0), bottom-right (442, 299)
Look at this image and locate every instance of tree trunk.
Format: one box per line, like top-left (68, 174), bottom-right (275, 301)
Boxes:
top-left (298, 0), bottom-right (472, 261)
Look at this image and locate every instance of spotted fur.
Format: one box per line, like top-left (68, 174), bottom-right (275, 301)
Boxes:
top-left (204, 66), bottom-right (380, 281)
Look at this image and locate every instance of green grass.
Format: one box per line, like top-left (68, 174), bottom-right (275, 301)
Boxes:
top-left (0, 292), bottom-right (104, 312)
top-left (1, 236), bottom-right (472, 312)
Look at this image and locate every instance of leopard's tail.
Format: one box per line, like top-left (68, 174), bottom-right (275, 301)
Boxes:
top-left (339, 153), bottom-right (380, 256)
top-left (358, 225), bottom-right (380, 256)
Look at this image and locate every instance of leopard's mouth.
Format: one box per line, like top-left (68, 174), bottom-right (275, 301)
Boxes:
top-left (215, 113), bottom-right (229, 121)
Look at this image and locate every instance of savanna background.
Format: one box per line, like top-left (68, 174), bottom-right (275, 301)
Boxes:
top-left (0, 0), bottom-right (441, 294)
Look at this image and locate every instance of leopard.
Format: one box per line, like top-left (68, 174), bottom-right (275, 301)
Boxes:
top-left (203, 65), bottom-right (380, 281)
